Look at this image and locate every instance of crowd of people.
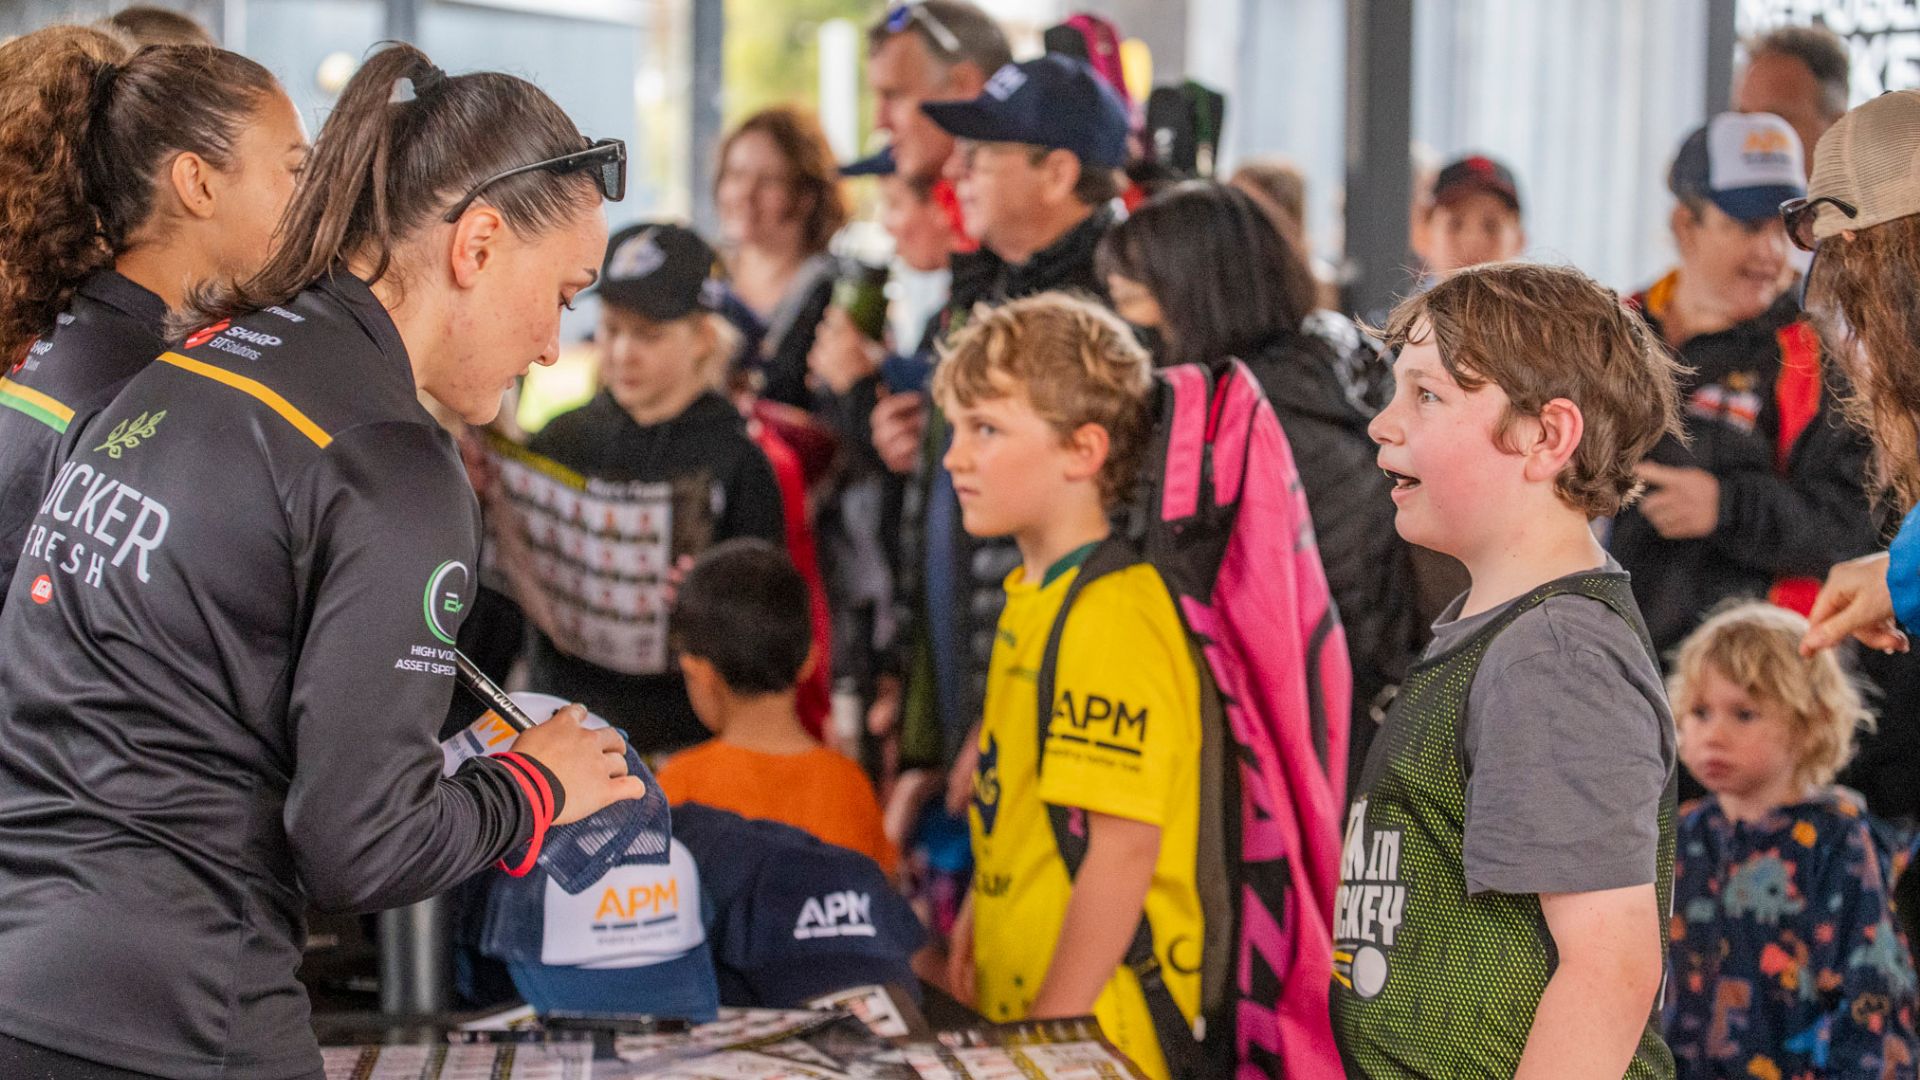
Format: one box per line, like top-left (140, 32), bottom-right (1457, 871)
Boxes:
top-left (0, 3), bottom-right (1917, 1080)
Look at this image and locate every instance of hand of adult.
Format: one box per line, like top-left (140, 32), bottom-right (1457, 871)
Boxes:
top-left (1633, 462), bottom-right (1720, 541)
top-left (1801, 551), bottom-right (1907, 655)
top-left (872, 390), bottom-right (927, 476)
top-left (807, 307), bottom-right (886, 395)
top-left (512, 704), bottom-right (647, 825)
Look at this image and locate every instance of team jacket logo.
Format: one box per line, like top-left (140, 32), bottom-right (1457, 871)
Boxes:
top-left (794, 891), bottom-right (876, 940)
top-left (1052, 690), bottom-right (1148, 755)
top-left (972, 734), bottom-right (1001, 836)
top-left (24, 460), bottom-right (171, 590)
top-left (93, 410), bottom-right (165, 460)
top-left (1333, 798), bottom-right (1406, 1000)
top-left (183, 318), bottom-right (283, 361)
top-left (424, 560), bottom-right (470, 645)
top-left (29, 575), bottom-right (51, 605)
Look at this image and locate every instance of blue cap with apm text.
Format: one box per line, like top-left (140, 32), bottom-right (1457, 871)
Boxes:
top-left (921, 54), bottom-right (1131, 169)
top-left (1669, 111), bottom-right (1807, 224)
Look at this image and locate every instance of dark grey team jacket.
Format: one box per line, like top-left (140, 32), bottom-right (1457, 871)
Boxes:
top-left (0, 270), bottom-right (169, 617)
top-left (0, 274), bottom-right (539, 1080)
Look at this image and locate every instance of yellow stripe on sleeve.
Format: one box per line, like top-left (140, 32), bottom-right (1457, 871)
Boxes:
top-left (158, 351), bottom-right (332, 448)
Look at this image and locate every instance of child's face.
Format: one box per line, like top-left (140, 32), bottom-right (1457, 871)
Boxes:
top-left (942, 379), bottom-right (1092, 542)
top-left (1423, 192), bottom-right (1525, 277)
top-left (1677, 664), bottom-right (1802, 804)
top-left (1368, 336), bottom-right (1528, 559)
top-left (599, 306), bottom-right (710, 420)
top-left (881, 178), bottom-right (954, 274)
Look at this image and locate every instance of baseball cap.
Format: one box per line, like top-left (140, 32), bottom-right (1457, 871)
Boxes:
top-left (1433, 154), bottom-right (1522, 213)
top-left (921, 54), bottom-right (1130, 169)
top-left (482, 838), bottom-right (721, 1022)
top-left (840, 146), bottom-right (897, 178)
top-left (673, 804), bottom-right (927, 1008)
top-left (1806, 89), bottom-right (1920, 243)
top-left (596, 222), bottom-right (727, 321)
top-left (1669, 112), bottom-right (1806, 223)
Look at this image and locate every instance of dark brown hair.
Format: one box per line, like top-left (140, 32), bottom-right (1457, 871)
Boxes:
top-left (716, 106), bottom-right (848, 255)
top-left (0, 26), bottom-right (278, 363)
top-left (187, 42), bottom-right (601, 327)
top-left (1807, 215), bottom-right (1920, 508)
top-left (1379, 262), bottom-right (1686, 518)
top-left (1097, 181), bottom-right (1318, 366)
top-left (104, 6), bottom-right (218, 48)
top-left (933, 292), bottom-right (1153, 506)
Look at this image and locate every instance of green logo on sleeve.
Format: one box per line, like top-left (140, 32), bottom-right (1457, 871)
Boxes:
top-left (94, 410), bottom-right (166, 459)
top-left (423, 560), bottom-right (470, 645)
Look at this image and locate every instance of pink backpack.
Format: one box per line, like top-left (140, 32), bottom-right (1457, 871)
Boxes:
top-left (1045, 13), bottom-right (1131, 112)
top-left (1035, 358), bottom-right (1351, 1078)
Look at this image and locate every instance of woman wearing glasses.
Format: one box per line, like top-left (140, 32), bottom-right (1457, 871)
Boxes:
top-left (714, 105), bottom-right (848, 408)
top-left (0, 43), bottom-right (641, 1080)
top-left (0, 26), bottom-right (307, 620)
top-left (1795, 92), bottom-right (1920, 664)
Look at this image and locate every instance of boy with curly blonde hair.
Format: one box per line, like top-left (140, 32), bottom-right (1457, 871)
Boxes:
top-left (937, 292), bottom-right (1201, 1079)
top-left (1663, 602), bottom-right (1917, 1080)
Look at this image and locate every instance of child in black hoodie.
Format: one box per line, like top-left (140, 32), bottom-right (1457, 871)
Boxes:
top-left (527, 223), bottom-right (785, 751)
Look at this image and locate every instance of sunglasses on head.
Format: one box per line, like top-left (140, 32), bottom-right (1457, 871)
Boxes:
top-left (442, 137), bottom-right (627, 224)
top-left (885, 2), bottom-right (962, 57)
top-left (1780, 194), bottom-right (1858, 252)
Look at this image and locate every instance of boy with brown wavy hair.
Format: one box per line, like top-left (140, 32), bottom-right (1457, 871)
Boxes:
top-left (935, 292), bottom-right (1202, 1079)
top-left (1333, 262), bottom-right (1686, 1079)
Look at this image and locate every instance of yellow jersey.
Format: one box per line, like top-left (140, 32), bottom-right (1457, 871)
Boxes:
top-left (968, 544), bottom-right (1203, 1080)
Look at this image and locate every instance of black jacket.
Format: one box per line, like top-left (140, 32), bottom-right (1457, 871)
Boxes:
top-left (0, 274), bottom-right (539, 1079)
top-left (891, 207), bottom-right (1114, 766)
top-left (1243, 314), bottom-right (1422, 733)
top-left (1613, 283), bottom-right (1877, 657)
top-left (524, 389), bottom-right (785, 751)
top-left (0, 270), bottom-right (166, 616)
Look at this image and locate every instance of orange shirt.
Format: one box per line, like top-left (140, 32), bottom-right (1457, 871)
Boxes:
top-left (656, 740), bottom-right (896, 874)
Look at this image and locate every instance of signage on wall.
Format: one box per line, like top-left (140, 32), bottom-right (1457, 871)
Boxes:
top-left (1739, 0), bottom-right (1920, 103)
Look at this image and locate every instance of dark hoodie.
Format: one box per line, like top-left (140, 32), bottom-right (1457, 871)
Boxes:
top-left (525, 389), bottom-right (785, 751)
top-left (1244, 312), bottom-right (1423, 785)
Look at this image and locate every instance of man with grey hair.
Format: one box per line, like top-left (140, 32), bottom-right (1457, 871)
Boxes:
top-left (866, 1), bottom-right (1013, 183)
top-left (1735, 24), bottom-right (1850, 180)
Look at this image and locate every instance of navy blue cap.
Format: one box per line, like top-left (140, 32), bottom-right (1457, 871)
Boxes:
top-left (673, 804), bottom-right (926, 1008)
top-left (482, 838), bottom-right (721, 1022)
top-left (921, 55), bottom-right (1130, 169)
top-left (840, 146), bottom-right (897, 178)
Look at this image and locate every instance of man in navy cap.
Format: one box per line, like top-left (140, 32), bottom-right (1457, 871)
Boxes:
top-left (1611, 112), bottom-right (1875, 675)
top-left (873, 54), bottom-right (1131, 855)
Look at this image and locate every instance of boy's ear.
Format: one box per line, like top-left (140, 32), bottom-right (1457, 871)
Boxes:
top-left (1063, 421), bottom-right (1112, 484)
top-left (1522, 397), bottom-right (1585, 483)
top-left (1669, 203), bottom-right (1697, 253)
top-left (678, 652), bottom-right (716, 690)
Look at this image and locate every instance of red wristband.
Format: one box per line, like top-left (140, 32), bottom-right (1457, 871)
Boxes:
top-left (493, 753), bottom-right (550, 877)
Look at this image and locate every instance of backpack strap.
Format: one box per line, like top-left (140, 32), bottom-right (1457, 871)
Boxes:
top-left (1033, 534), bottom-right (1208, 1078)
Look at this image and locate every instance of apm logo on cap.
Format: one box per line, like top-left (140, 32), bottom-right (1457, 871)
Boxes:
top-left (794, 890), bottom-right (877, 940)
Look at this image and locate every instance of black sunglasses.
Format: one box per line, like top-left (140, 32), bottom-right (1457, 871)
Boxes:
top-left (885, 2), bottom-right (962, 56)
top-left (442, 137), bottom-right (627, 224)
top-left (1780, 194), bottom-right (1858, 252)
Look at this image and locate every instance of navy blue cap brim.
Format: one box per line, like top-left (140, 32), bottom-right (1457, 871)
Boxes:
top-left (508, 947), bottom-right (721, 1023)
top-left (1710, 184), bottom-right (1806, 224)
top-left (840, 147), bottom-right (896, 177)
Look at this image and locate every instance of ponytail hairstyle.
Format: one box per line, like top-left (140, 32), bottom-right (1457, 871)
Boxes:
top-left (0, 26), bottom-right (278, 363)
top-left (187, 42), bottom-right (602, 328)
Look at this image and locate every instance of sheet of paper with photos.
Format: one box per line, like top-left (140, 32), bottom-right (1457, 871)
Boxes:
top-left (319, 986), bottom-right (1148, 1079)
